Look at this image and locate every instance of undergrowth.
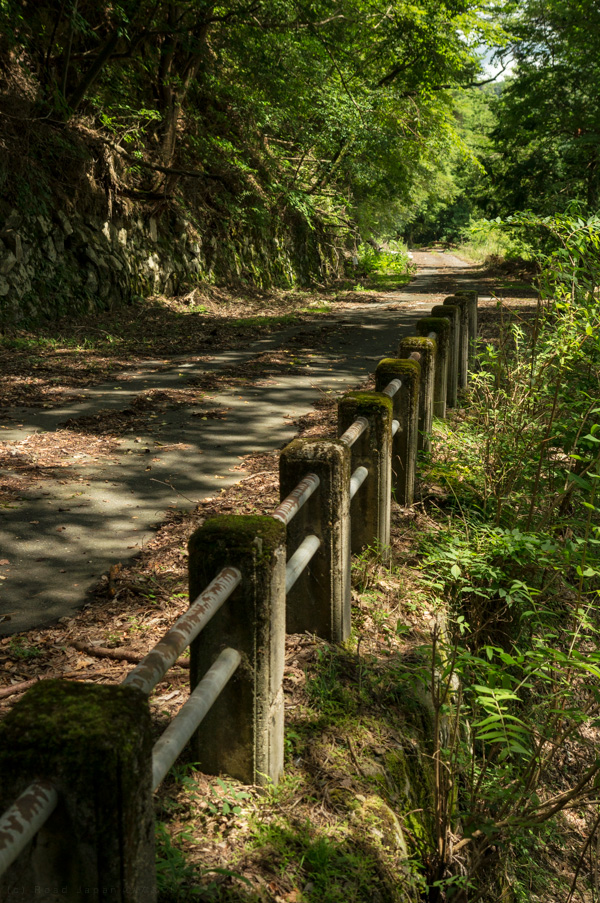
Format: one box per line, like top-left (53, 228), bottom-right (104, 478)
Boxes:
top-left (152, 215), bottom-right (600, 901)
top-left (416, 212), bottom-right (600, 902)
top-left (154, 567), bottom-right (436, 903)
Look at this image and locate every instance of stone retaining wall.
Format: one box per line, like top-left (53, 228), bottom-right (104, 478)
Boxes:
top-left (0, 203), bottom-right (342, 325)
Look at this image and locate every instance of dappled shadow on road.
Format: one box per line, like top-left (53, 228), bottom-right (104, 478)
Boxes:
top-left (0, 290), bottom-right (338, 409)
top-left (0, 303), bottom-right (431, 634)
top-left (0, 252), bottom-right (496, 634)
top-left (393, 261), bottom-right (484, 297)
top-left (0, 252), bottom-right (480, 412)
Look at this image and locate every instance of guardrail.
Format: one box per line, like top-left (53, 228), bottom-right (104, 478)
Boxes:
top-left (0, 291), bottom-right (478, 901)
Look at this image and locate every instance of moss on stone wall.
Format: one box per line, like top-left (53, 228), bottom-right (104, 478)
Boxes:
top-left (0, 151), bottom-right (347, 326)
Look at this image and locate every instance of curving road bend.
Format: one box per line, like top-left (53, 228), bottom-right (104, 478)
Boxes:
top-left (0, 250), bottom-right (485, 634)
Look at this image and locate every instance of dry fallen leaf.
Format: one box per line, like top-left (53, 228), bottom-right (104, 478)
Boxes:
top-left (154, 690), bottom-right (180, 704)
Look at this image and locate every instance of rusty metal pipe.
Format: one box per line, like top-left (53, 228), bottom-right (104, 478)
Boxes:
top-left (151, 647), bottom-right (241, 791)
top-left (122, 567), bottom-right (241, 695)
top-left (272, 473), bottom-right (320, 526)
top-left (392, 419), bottom-right (399, 437)
top-left (285, 534), bottom-right (321, 594)
top-left (339, 416), bottom-right (369, 448)
top-left (0, 780), bottom-right (57, 876)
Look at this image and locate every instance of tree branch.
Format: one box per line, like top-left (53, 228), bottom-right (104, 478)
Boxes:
top-left (91, 134), bottom-right (230, 185)
top-left (396, 63), bottom-right (510, 97)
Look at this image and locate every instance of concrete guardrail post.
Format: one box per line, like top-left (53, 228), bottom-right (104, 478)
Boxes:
top-left (455, 290), bottom-right (479, 369)
top-left (188, 515), bottom-right (286, 786)
top-left (338, 391), bottom-right (393, 556)
top-left (416, 316), bottom-right (451, 420)
top-left (399, 335), bottom-right (436, 454)
top-left (431, 304), bottom-right (459, 408)
top-left (280, 438), bottom-right (351, 643)
top-left (375, 358), bottom-right (420, 507)
top-left (443, 295), bottom-right (469, 389)
top-left (0, 680), bottom-right (155, 903)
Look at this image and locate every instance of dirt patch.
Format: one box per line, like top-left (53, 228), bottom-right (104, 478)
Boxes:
top-left (58, 387), bottom-right (214, 439)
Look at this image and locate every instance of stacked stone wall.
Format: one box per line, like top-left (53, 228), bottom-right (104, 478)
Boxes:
top-left (0, 203), bottom-right (343, 325)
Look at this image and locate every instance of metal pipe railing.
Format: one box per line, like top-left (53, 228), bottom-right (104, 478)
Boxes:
top-left (272, 473), bottom-right (320, 525)
top-left (151, 647), bottom-right (241, 791)
top-left (0, 780), bottom-right (58, 875)
top-left (340, 380), bottom-right (398, 448)
top-left (0, 290), bottom-right (475, 888)
top-left (339, 415), bottom-right (368, 447)
top-left (382, 378), bottom-right (402, 398)
top-left (285, 534), bottom-right (321, 593)
top-left (350, 465), bottom-right (369, 500)
top-left (122, 566), bottom-right (241, 696)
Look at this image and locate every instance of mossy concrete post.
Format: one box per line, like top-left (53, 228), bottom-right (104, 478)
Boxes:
top-left (280, 438), bottom-right (351, 643)
top-left (0, 680), bottom-right (155, 902)
top-left (416, 317), bottom-right (450, 420)
top-left (188, 515), bottom-right (286, 785)
top-left (338, 392), bottom-right (393, 556)
top-left (455, 290), bottom-right (479, 369)
top-left (399, 336), bottom-right (436, 454)
top-left (375, 358), bottom-right (420, 507)
top-left (444, 295), bottom-right (469, 389)
top-left (431, 304), bottom-right (459, 408)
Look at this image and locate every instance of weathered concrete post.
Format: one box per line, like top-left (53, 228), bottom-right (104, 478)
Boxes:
top-left (431, 304), bottom-right (459, 408)
top-left (399, 336), bottom-right (436, 453)
top-left (444, 295), bottom-right (469, 389)
top-left (416, 317), bottom-right (450, 420)
top-left (188, 515), bottom-right (286, 785)
top-left (375, 358), bottom-right (420, 507)
top-left (280, 438), bottom-right (351, 643)
top-left (0, 680), bottom-right (155, 903)
top-left (455, 290), bottom-right (479, 369)
top-left (338, 392), bottom-right (393, 556)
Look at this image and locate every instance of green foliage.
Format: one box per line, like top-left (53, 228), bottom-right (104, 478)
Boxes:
top-left (155, 822), bottom-right (201, 900)
top-left (8, 637), bottom-right (43, 659)
top-left (507, 208), bottom-right (600, 302)
top-left (406, 0), bottom-right (600, 244)
top-left (490, 0), bottom-right (600, 215)
top-left (248, 817), bottom-right (402, 903)
top-left (356, 241), bottom-right (412, 276)
top-left (418, 217), bottom-right (600, 899)
top-left (434, 215), bottom-right (600, 528)
top-left (455, 216), bottom-right (535, 262)
top-left (406, 86), bottom-right (499, 244)
top-left (205, 778), bottom-right (251, 819)
top-left (0, 0), bottom-right (506, 256)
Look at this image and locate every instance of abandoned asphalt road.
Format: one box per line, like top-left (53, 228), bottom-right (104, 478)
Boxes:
top-left (0, 250), bottom-right (485, 634)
